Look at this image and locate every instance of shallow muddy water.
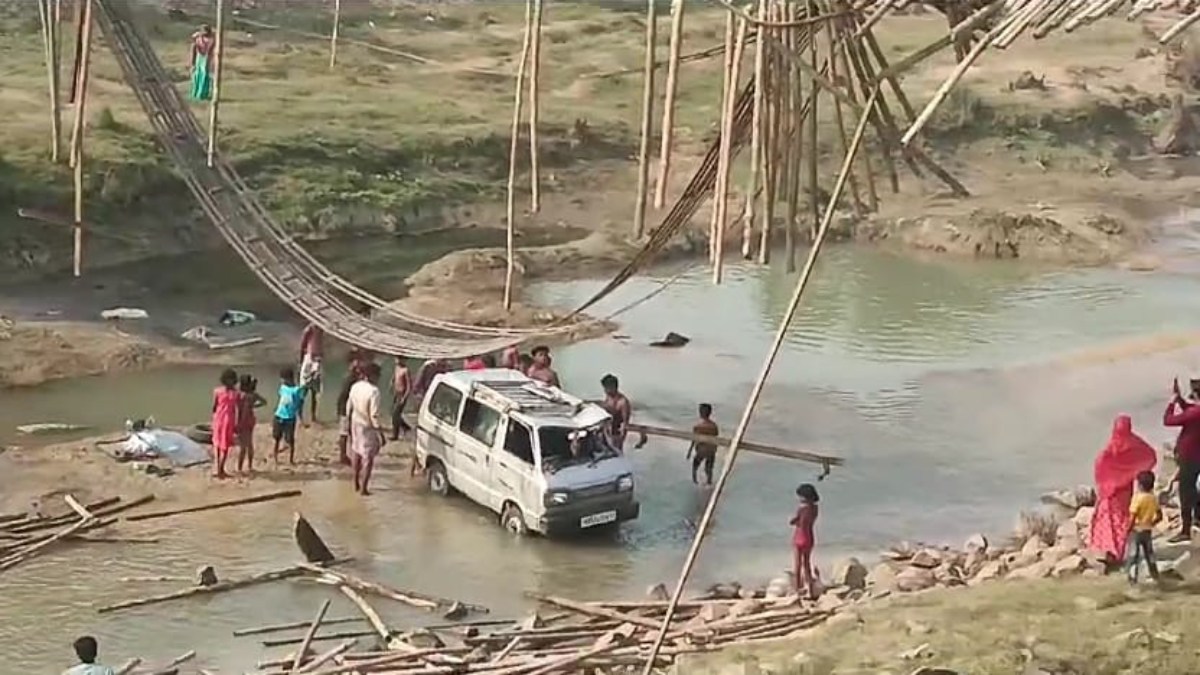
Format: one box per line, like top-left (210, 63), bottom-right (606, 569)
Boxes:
top-left (7, 244), bottom-right (1200, 672)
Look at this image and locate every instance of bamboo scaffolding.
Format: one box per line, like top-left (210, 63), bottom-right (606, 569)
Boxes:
top-left (782, 1), bottom-right (801, 273)
top-left (631, 0), bottom-right (657, 238)
top-left (205, 0), bottom-right (225, 167)
top-left (653, 0), bottom-right (686, 209)
top-left (503, 0), bottom-right (535, 312)
top-left (69, 0), bottom-right (95, 278)
top-left (329, 0), bottom-right (341, 69)
top-left (37, 0), bottom-right (62, 163)
top-left (528, 0), bottom-right (544, 213)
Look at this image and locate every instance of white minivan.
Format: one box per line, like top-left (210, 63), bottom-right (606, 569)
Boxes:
top-left (414, 369), bottom-right (640, 536)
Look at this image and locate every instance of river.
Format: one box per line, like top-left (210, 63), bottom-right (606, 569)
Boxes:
top-left (4, 244), bottom-right (1200, 672)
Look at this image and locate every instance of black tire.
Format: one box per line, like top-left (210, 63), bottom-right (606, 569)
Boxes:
top-left (501, 503), bottom-right (528, 536)
top-left (427, 459), bottom-right (451, 497)
top-left (185, 423), bottom-right (213, 445)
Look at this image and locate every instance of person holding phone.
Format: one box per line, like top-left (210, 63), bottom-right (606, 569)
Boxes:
top-left (1163, 377), bottom-right (1200, 542)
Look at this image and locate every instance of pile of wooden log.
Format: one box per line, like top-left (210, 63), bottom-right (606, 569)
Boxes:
top-left (242, 591), bottom-right (828, 675)
top-left (0, 494), bottom-right (157, 573)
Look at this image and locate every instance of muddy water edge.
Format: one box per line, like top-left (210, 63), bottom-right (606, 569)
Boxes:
top-left (7, 242), bottom-right (1200, 672)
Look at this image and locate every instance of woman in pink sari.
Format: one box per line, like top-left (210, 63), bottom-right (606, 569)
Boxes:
top-left (1090, 414), bottom-right (1157, 565)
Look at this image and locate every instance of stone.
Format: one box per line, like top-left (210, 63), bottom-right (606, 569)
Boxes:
top-left (1073, 506), bottom-right (1095, 531)
top-left (1040, 489), bottom-right (1079, 510)
top-left (867, 563), bottom-right (898, 590)
top-left (441, 601), bottom-right (468, 621)
top-left (1020, 535), bottom-right (1047, 558)
top-left (894, 567), bottom-right (937, 593)
top-left (1041, 545), bottom-right (1076, 566)
top-left (909, 549), bottom-right (941, 569)
top-left (969, 560), bottom-right (1007, 585)
top-left (833, 557), bottom-right (869, 591)
top-left (195, 565), bottom-right (218, 587)
top-left (1007, 560), bottom-right (1053, 580)
top-left (899, 643), bottom-right (932, 660)
top-left (963, 533), bottom-right (988, 554)
top-left (962, 551), bottom-right (985, 576)
top-left (1052, 554), bottom-right (1087, 577)
top-left (816, 592), bottom-right (845, 612)
top-left (1054, 520), bottom-right (1080, 548)
top-left (646, 583), bottom-right (669, 601)
top-left (401, 628), bottom-right (444, 649)
top-left (706, 582), bottom-right (742, 599)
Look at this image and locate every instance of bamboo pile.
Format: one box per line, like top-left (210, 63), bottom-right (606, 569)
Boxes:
top-left (241, 589), bottom-right (829, 675)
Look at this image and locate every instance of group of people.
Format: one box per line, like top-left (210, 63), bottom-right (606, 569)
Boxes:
top-left (1089, 376), bottom-right (1200, 584)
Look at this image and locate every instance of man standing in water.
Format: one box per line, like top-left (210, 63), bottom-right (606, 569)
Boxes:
top-left (687, 403), bottom-right (720, 486)
top-left (1164, 376), bottom-right (1200, 542)
top-left (63, 636), bottom-right (115, 675)
top-left (527, 345), bottom-right (561, 387)
top-left (347, 362), bottom-right (385, 496)
top-left (391, 355), bottom-right (412, 441)
top-left (600, 374), bottom-right (647, 452)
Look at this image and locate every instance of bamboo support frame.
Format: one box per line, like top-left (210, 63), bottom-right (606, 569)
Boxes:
top-left (528, 0), bottom-right (544, 213)
top-left (503, 0), bottom-right (535, 312)
top-left (329, 0), bottom-right (341, 69)
top-left (653, 0), bottom-right (686, 209)
top-left (806, 0), bottom-right (820, 239)
top-left (37, 0), bottom-right (62, 163)
top-left (744, 0), bottom-right (767, 260)
top-left (69, 0), bottom-right (95, 278)
top-left (205, 0), bottom-right (226, 168)
top-left (632, 0), bottom-right (658, 238)
top-left (710, 13), bottom-right (736, 270)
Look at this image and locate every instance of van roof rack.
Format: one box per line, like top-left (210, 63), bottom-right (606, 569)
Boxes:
top-left (473, 379), bottom-right (585, 415)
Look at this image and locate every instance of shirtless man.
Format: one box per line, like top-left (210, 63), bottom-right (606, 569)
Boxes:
top-left (600, 374), bottom-right (647, 452)
top-left (500, 345), bottom-right (521, 370)
top-left (298, 324), bottom-right (324, 424)
top-left (686, 403), bottom-right (719, 485)
top-left (527, 345), bottom-right (561, 388)
top-left (390, 356), bottom-right (412, 441)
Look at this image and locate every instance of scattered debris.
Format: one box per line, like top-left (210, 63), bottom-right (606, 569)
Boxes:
top-left (16, 422), bottom-right (89, 435)
top-left (1010, 70), bottom-right (1047, 91)
top-left (218, 309), bottom-right (257, 326)
top-left (649, 331), bottom-right (691, 348)
top-left (294, 512), bottom-right (335, 565)
top-left (101, 307), bottom-right (149, 321)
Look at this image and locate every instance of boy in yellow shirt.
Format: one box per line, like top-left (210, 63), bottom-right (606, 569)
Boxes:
top-left (1127, 470), bottom-right (1162, 584)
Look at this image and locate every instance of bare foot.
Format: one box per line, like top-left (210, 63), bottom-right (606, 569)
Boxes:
top-left (360, 488), bottom-right (371, 496)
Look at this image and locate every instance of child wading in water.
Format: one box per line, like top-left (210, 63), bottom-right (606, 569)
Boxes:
top-left (1127, 469), bottom-right (1162, 584)
top-left (211, 369), bottom-right (242, 479)
top-left (273, 367), bottom-right (306, 466)
top-left (236, 374), bottom-right (266, 474)
top-left (790, 483), bottom-right (820, 599)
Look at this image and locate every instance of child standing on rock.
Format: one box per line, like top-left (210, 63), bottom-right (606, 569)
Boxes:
top-left (211, 368), bottom-right (242, 480)
top-left (790, 483), bottom-right (820, 600)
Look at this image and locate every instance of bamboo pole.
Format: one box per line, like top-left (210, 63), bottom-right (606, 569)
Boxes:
top-left (805, 1), bottom-right (820, 240)
top-left (744, 0), bottom-right (767, 260)
top-left (528, 0), bottom-right (544, 213)
top-left (68, 0), bottom-right (83, 105)
top-left (339, 585), bottom-right (391, 643)
top-left (714, 16), bottom-right (748, 283)
top-left (823, 4), bottom-right (863, 214)
top-left (639, 87), bottom-right (878, 675)
top-left (503, 0), bottom-right (535, 312)
top-left (69, 0), bottom-right (94, 278)
top-left (205, 0), bottom-right (226, 168)
top-left (653, 0), bottom-right (686, 209)
top-left (710, 13), bottom-right (736, 269)
top-left (632, 0), bottom-right (658, 238)
top-left (292, 599), bottom-right (332, 671)
top-left (783, 1), bottom-right (800, 273)
top-left (835, 18), bottom-right (877, 211)
top-left (37, 0), bottom-right (62, 163)
top-left (758, 0), bottom-right (780, 265)
top-left (329, 0), bottom-right (341, 69)
top-left (626, 422), bottom-right (842, 466)
top-left (123, 489), bottom-right (301, 522)
top-left (901, 24), bottom-right (1000, 147)
top-left (233, 616), bottom-right (364, 637)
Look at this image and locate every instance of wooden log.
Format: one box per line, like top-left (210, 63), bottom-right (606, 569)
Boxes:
top-left (97, 559), bottom-right (348, 614)
top-left (293, 599), bottom-right (332, 671)
top-left (528, 595), bottom-right (662, 631)
top-left (627, 422), bottom-right (842, 466)
top-left (631, 0), bottom-right (657, 238)
top-left (63, 494), bottom-right (93, 519)
top-left (233, 616), bottom-right (364, 637)
top-left (710, 11), bottom-right (736, 271)
top-left (503, 0), bottom-right (534, 312)
top-left (295, 638), bottom-right (358, 674)
top-left (527, 0), bottom-right (544, 213)
top-left (522, 641), bottom-right (621, 675)
top-left (124, 489), bottom-right (300, 522)
top-left (653, 0), bottom-right (686, 209)
top-left (114, 658), bottom-right (141, 675)
top-left (743, 0), bottom-right (766, 259)
top-left (2, 495), bottom-right (120, 534)
top-left (263, 629), bottom-right (376, 648)
top-left (206, 0), bottom-right (226, 167)
top-left (806, 2), bottom-right (820, 240)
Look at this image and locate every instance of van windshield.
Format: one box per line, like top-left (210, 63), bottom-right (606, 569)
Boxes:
top-left (538, 424), bottom-right (617, 472)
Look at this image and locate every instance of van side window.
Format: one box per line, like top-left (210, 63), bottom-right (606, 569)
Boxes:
top-left (504, 420), bottom-right (534, 464)
top-left (460, 398), bottom-right (502, 447)
top-left (428, 383), bottom-right (464, 425)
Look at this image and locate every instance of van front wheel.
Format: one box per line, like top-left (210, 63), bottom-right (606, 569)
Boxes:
top-left (427, 460), bottom-right (450, 497)
top-left (501, 504), bottom-right (528, 536)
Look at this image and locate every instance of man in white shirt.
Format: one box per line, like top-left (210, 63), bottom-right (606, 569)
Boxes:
top-left (63, 636), bottom-right (116, 675)
top-left (347, 361), bottom-right (385, 496)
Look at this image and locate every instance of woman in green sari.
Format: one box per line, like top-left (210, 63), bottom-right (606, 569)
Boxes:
top-left (189, 25), bottom-right (216, 101)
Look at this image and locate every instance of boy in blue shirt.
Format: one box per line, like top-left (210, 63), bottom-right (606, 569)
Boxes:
top-left (273, 366), bottom-right (306, 465)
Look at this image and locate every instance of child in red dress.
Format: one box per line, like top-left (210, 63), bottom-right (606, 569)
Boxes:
top-left (211, 369), bottom-right (242, 479)
top-left (236, 374), bottom-right (266, 474)
top-left (790, 483), bottom-right (820, 599)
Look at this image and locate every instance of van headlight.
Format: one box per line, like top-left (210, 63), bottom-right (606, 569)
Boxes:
top-left (545, 491), bottom-right (570, 506)
top-left (617, 474), bottom-right (634, 492)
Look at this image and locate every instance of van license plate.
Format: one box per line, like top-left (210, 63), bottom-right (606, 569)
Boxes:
top-left (580, 511), bottom-right (617, 528)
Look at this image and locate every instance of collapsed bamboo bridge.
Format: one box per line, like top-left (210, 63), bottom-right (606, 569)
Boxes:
top-left (27, 0), bottom-right (1200, 357)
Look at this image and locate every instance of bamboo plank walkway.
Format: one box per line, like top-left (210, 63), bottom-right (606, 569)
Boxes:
top-left (92, 0), bottom-right (538, 358)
